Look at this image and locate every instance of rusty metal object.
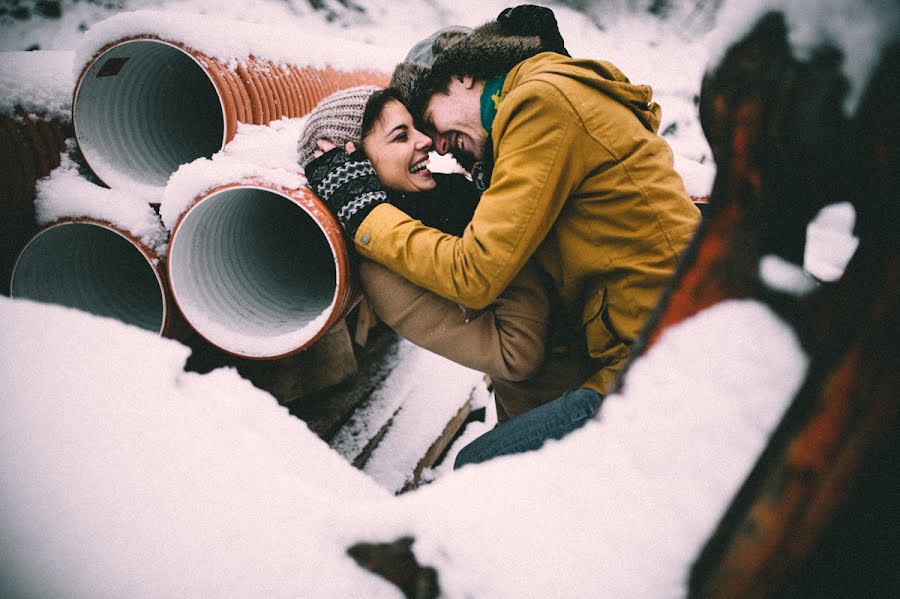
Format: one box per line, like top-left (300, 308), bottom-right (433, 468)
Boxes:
top-left (166, 181), bottom-right (360, 359)
top-left (72, 36), bottom-right (389, 192)
top-left (620, 13), bottom-right (900, 597)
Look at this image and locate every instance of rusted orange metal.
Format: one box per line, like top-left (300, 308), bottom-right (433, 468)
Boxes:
top-left (648, 14), bottom-right (900, 598)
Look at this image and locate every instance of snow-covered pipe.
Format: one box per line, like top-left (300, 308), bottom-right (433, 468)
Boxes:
top-left (9, 218), bottom-right (177, 335)
top-left (167, 181), bottom-right (358, 359)
top-left (72, 36), bottom-right (388, 196)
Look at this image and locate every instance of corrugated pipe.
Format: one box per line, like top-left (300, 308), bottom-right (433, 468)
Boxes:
top-left (1, 110), bottom-right (71, 291)
top-left (167, 181), bottom-right (359, 359)
top-left (72, 36), bottom-right (389, 193)
top-left (10, 218), bottom-right (181, 336)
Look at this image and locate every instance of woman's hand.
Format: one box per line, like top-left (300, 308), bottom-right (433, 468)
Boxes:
top-left (305, 142), bottom-right (388, 241)
top-left (313, 139), bottom-right (357, 159)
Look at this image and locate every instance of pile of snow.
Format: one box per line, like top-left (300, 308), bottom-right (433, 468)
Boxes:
top-left (0, 298), bottom-right (396, 598)
top-left (160, 118), bottom-right (307, 231)
top-left (74, 10), bottom-right (405, 76)
top-left (0, 50), bottom-right (73, 119)
top-left (0, 294), bottom-right (807, 597)
top-left (36, 150), bottom-right (169, 258)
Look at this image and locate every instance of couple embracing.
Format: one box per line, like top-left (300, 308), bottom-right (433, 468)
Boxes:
top-left (297, 5), bottom-right (700, 468)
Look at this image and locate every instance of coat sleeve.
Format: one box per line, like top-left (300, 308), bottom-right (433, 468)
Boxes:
top-left (355, 81), bottom-right (585, 309)
top-left (359, 259), bottom-right (550, 381)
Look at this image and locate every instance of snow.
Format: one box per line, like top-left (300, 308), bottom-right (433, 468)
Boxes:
top-left (330, 339), bottom-right (486, 492)
top-left (0, 50), bottom-right (73, 119)
top-left (0, 298), bottom-right (397, 599)
top-left (805, 201), bottom-right (859, 282)
top-left (0, 296), bottom-right (807, 597)
top-left (160, 118), bottom-right (307, 231)
top-left (74, 10), bottom-right (404, 80)
top-left (35, 149), bottom-right (169, 259)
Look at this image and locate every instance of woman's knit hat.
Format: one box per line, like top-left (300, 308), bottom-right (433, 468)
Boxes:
top-left (297, 85), bottom-right (381, 166)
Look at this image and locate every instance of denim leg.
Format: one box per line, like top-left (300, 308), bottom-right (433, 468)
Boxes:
top-left (454, 387), bottom-right (604, 469)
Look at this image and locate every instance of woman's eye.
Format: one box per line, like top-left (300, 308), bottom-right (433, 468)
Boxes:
top-left (393, 133), bottom-right (408, 142)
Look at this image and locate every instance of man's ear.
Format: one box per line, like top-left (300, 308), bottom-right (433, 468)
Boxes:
top-left (461, 75), bottom-right (475, 89)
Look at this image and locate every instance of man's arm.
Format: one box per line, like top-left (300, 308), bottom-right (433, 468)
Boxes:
top-left (356, 83), bottom-right (584, 309)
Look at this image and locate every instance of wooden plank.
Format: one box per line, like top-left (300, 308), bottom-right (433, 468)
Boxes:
top-left (400, 399), bottom-right (473, 493)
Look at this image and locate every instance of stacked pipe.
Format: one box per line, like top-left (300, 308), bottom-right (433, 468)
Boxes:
top-left (166, 180), bottom-right (359, 358)
top-left (72, 36), bottom-right (387, 197)
top-left (9, 16), bottom-right (388, 353)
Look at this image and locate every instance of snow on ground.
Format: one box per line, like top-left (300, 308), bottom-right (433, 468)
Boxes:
top-left (0, 294), bottom-right (807, 597)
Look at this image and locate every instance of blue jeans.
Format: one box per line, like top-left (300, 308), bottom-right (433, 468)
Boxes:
top-left (454, 387), bottom-right (604, 469)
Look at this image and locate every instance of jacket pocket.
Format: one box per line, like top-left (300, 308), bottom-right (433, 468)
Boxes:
top-left (581, 287), bottom-right (617, 359)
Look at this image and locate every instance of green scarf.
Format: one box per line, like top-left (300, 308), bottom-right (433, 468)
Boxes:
top-left (480, 74), bottom-right (506, 136)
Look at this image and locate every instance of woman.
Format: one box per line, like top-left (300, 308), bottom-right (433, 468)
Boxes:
top-left (298, 86), bottom-right (599, 423)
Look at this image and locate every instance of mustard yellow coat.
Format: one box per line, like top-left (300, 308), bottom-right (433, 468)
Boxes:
top-left (356, 52), bottom-right (700, 394)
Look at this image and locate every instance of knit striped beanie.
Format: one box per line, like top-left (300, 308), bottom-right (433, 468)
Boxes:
top-left (297, 85), bottom-right (381, 167)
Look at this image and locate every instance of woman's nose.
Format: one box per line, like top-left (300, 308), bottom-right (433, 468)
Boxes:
top-left (415, 131), bottom-right (433, 151)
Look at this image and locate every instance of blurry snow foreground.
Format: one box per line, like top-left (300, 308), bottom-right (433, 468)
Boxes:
top-left (1, 295), bottom-right (807, 598)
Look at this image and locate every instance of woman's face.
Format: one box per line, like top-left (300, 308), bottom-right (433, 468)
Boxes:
top-left (362, 99), bottom-right (437, 193)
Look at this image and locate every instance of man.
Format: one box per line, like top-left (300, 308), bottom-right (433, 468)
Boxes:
top-left (306, 7), bottom-right (701, 466)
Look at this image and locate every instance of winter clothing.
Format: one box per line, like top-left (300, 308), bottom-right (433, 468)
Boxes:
top-left (296, 85), bottom-right (380, 166)
top-left (360, 172), bottom-right (575, 421)
top-left (404, 25), bottom-right (472, 66)
top-left (454, 387), bottom-right (604, 468)
top-left (391, 5), bottom-right (568, 118)
top-left (496, 4), bottom-right (569, 57)
top-left (305, 147), bottom-right (388, 240)
top-left (355, 51), bottom-right (702, 396)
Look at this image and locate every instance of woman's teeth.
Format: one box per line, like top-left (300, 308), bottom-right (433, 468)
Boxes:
top-left (409, 159), bottom-right (429, 174)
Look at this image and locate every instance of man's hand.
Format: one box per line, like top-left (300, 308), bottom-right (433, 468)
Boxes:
top-left (304, 141), bottom-right (388, 241)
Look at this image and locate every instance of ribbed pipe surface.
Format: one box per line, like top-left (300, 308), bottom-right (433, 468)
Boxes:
top-left (10, 219), bottom-right (170, 334)
top-left (167, 182), bottom-right (358, 359)
top-left (1, 111), bottom-right (71, 291)
top-left (73, 37), bottom-right (389, 192)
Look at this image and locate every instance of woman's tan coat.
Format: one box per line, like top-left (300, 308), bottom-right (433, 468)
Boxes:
top-left (360, 259), bottom-right (595, 421)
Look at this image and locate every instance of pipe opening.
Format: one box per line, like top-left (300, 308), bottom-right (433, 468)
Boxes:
top-left (74, 39), bottom-right (224, 190)
top-left (169, 187), bottom-right (338, 357)
top-left (10, 222), bottom-right (166, 333)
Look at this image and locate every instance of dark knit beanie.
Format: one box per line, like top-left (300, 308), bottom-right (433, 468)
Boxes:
top-left (297, 85), bottom-right (381, 167)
